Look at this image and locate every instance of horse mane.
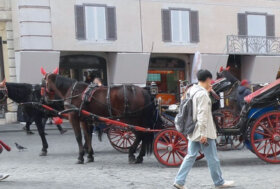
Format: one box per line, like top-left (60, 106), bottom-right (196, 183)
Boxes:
top-left (6, 82), bottom-right (40, 103)
top-left (54, 75), bottom-right (77, 92)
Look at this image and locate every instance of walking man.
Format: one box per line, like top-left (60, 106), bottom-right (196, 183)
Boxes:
top-left (174, 69), bottom-right (234, 189)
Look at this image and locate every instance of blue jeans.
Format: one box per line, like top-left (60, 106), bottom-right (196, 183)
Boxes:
top-left (174, 139), bottom-right (224, 186)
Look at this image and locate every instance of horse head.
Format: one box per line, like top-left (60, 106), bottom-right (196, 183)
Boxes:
top-left (216, 66), bottom-right (239, 84)
top-left (40, 67), bottom-right (61, 101)
top-left (0, 79), bottom-right (8, 102)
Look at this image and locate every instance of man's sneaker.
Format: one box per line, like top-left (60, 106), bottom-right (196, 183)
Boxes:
top-left (216, 180), bottom-right (235, 188)
top-left (0, 174), bottom-right (9, 181)
top-left (173, 183), bottom-right (187, 189)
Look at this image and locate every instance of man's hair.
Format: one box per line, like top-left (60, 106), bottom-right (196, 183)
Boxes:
top-left (196, 69), bottom-right (212, 82)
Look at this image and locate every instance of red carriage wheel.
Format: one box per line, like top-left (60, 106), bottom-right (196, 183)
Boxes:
top-left (250, 111), bottom-right (280, 163)
top-left (107, 127), bottom-right (138, 153)
top-left (153, 129), bottom-right (204, 167)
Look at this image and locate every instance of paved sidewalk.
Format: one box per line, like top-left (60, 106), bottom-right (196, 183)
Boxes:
top-left (0, 125), bottom-right (280, 189)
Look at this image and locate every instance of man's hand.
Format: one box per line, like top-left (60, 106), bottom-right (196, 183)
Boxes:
top-left (200, 136), bottom-right (208, 144)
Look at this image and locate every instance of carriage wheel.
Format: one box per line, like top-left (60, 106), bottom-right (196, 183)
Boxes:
top-left (153, 129), bottom-right (204, 167)
top-left (250, 111), bottom-right (280, 163)
top-left (107, 127), bottom-right (138, 153)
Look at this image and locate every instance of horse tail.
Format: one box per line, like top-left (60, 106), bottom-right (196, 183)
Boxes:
top-left (141, 89), bottom-right (163, 155)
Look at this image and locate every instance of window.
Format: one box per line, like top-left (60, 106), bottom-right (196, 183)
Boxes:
top-left (171, 10), bottom-right (190, 43)
top-left (247, 15), bottom-right (266, 36)
top-left (147, 73), bottom-right (161, 82)
top-left (75, 5), bottom-right (117, 41)
top-left (238, 13), bottom-right (275, 37)
top-left (85, 6), bottom-right (106, 41)
top-left (162, 9), bottom-right (199, 43)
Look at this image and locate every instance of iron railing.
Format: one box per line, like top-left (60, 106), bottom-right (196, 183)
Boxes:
top-left (227, 35), bottom-right (280, 55)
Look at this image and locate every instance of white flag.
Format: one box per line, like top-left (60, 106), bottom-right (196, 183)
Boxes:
top-left (191, 51), bottom-right (202, 83)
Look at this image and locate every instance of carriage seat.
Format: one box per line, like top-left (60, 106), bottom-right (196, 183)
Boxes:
top-left (244, 78), bottom-right (280, 103)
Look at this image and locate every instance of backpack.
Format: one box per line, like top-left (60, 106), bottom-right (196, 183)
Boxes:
top-left (175, 89), bottom-right (202, 135)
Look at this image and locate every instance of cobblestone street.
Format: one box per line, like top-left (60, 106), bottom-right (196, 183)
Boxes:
top-left (0, 124), bottom-right (279, 189)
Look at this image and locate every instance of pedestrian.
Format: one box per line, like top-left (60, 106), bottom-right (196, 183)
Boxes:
top-left (173, 69), bottom-right (234, 189)
top-left (0, 174), bottom-right (9, 181)
top-left (93, 77), bottom-right (103, 87)
top-left (237, 79), bottom-right (251, 109)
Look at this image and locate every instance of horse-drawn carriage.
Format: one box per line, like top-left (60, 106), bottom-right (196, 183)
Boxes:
top-left (2, 67), bottom-right (279, 167)
top-left (104, 68), bottom-right (280, 166)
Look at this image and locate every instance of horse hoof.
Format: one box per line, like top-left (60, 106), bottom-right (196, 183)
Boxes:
top-left (76, 159), bottom-right (84, 164)
top-left (87, 157), bottom-right (94, 163)
top-left (129, 156), bottom-right (136, 164)
top-left (26, 131), bottom-right (34, 135)
top-left (135, 157), bottom-right (143, 164)
top-left (39, 151), bottom-right (47, 156)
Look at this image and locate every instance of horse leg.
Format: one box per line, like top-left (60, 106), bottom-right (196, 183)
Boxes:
top-left (35, 118), bottom-right (48, 156)
top-left (128, 132), bottom-right (141, 164)
top-left (70, 115), bottom-right (84, 164)
top-left (25, 121), bottom-right (34, 135)
top-left (81, 121), bottom-right (94, 163)
top-left (135, 133), bottom-right (153, 164)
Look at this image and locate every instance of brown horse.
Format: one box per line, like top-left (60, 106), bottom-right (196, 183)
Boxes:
top-left (41, 69), bottom-right (162, 164)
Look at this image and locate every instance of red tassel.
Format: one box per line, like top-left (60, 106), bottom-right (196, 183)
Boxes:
top-left (41, 67), bottom-right (47, 76)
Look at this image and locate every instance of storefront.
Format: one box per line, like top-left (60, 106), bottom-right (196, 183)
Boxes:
top-left (147, 57), bottom-right (186, 105)
top-left (59, 54), bottom-right (107, 85)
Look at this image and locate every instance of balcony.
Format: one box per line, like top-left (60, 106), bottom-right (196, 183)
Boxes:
top-left (227, 35), bottom-right (280, 55)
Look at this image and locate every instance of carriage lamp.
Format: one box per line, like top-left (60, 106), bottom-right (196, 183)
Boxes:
top-left (150, 82), bottom-right (158, 96)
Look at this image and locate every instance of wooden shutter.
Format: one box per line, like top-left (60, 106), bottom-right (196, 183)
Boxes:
top-left (75, 5), bottom-right (86, 40)
top-left (106, 7), bottom-right (117, 40)
top-left (237, 13), bottom-right (247, 35)
top-left (266, 15), bottom-right (275, 37)
top-left (161, 9), bottom-right (171, 42)
top-left (190, 11), bottom-right (199, 43)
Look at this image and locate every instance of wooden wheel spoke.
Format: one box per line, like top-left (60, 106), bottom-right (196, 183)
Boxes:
top-left (265, 144), bottom-right (273, 158)
top-left (255, 130), bottom-right (271, 137)
top-left (166, 152), bottom-right (172, 162)
top-left (271, 143), bottom-right (277, 159)
top-left (259, 122), bottom-right (274, 135)
top-left (157, 140), bottom-right (169, 146)
top-left (160, 151), bottom-right (169, 158)
top-left (267, 116), bottom-right (276, 132)
top-left (160, 134), bottom-right (169, 144)
top-left (254, 138), bottom-right (271, 143)
top-left (177, 150), bottom-right (187, 157)
top-left (112, 138), bottom-right (122, 144)
top-left (174, 138), bottom-right (183, 146)
top-left (257, 140), bottom-right (270, 152)
top-left (175, 151), bottom-right (183, 161)
top-left (168, 132), bottom-right (173, 143)
top-left (172, 152), bottom-right (176, 164)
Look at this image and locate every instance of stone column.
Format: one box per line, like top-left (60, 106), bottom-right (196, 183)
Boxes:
top-left (5, 20), bottom-right (17, 123)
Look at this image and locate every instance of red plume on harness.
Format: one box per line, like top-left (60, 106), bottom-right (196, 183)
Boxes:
top-left (219, 66), bottom-right (230, 72)
top-left (53, 67), bottom-right (59, 75)
top-left (41, 67), bottom-right (59, 75)
top-left (52, 117), bottom-right (63, 125)
top-left (41, 67), bottom-right (47, 76)
top-left (0, 78), bottom-right (6, 86)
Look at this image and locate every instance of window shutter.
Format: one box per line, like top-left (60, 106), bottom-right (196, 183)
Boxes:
top-left (237, 13), bottom-right (247, 35)
top-left (190, 11), bottom-right (199, 43)
top-left (106, 7), bottom-right (117, 40)
top-left (161, 9), bottom-right (171, 42)
top-left (266, 15), bottom-right (275, 37)
top-left (75, 5), bottom-right (86, 40)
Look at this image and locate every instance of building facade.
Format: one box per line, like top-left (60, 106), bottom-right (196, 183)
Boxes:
top-left (1, 0), bottom-right (280, 109)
